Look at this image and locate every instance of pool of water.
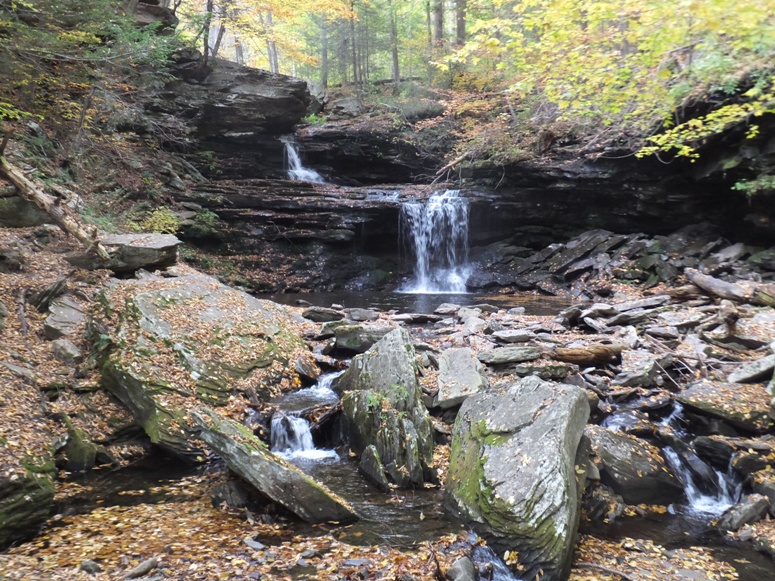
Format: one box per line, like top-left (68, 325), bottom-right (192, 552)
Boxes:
top-left (262, 291), bottom-right (571, 316)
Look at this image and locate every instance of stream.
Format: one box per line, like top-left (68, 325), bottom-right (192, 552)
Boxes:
top-left (6, 152), bottom-right (775, 581)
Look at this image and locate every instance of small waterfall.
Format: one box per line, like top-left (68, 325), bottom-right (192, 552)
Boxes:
top-left (663, 447), bottom-right (741, 515)
top-left (270, 412), bottom-right (336, 460)
top-left (283, 141), bottom-right (325, 183)
top-left (399, 190), bottom-right (471, 293)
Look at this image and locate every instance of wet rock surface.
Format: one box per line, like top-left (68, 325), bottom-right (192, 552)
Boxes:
top-left (445, 376), bottom-right (590, 581)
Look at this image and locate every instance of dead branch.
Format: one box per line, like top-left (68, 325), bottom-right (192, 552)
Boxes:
top-left (0, 154), bottom-right (110, 261)
top-left (575, 562), bottom-right (635, 581)
top-left (685, 268), bottom-right (775, 307)
top-left (552, 344), bottom-right (625, 366)
top-left (435, 150), bottom-right (475, 176)
top-left (16, 289), bottom-right (28, 336)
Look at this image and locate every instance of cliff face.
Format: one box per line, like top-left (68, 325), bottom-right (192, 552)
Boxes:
top-left (148, 61), bottom-right (773, 293)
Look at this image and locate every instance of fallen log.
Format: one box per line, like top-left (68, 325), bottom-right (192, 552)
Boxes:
top-left (0, 154), bottom-right (110, 261)
top-left (685, 268), bottom-right (775, 307)
top-left (552, 344), bottom-right (625, 366)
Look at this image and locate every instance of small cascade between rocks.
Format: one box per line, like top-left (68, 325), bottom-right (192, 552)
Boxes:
top-left (399, 190), bottom-right (471, 293)
top-left (283, 140), bottom-right (325, 183)
top-left (270, 412), bottom-right (337, 461)
top-left (663, 447), bottom-right (741, 516)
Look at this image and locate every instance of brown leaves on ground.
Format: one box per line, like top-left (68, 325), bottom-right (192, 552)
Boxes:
top-left (570, 535), bottom-right (737, 581)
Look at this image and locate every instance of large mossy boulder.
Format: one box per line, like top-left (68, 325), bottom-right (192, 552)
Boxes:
top-left (337, 327), bottom-right (435, 488)
top-left (445, 376), bottom-right (590, 581)
top-left (93, 267), bottom-right (312, 461)
top-left (192, 408), bottom-right (357, 524)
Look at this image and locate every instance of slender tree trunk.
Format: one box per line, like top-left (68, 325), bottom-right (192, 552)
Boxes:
top-left (455, 0), bottom-right (466, 46)
top-left (202, 0), bottom-right (213, 68)
top-left (211, 23), bottom-right (226, 60)
top-left (431, 0), bottom-right (444, 47)
top-left (234, 38), bottom-right (244, 65)
top-left (425, 0), bottom-right (432, 49)
top-left (388, 0), bottom-right (399, 87)
top-left (320, 15), bottom-right (329, 88)
top-left (265, 12), bottom-right (279, 73)
top-left (349, 1), bottom-right (359, 85)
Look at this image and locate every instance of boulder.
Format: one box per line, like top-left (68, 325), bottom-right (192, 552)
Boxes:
top-left (435, 348), bottom-right (489, 409)
top-left (585, 425), bottom-right (682, 504)
top-left (0, 457), bottom-right (55, 548)
top-left (445, 376), bottom-right (590, 581)
top-left (333, 324), bottom-right (395, 353)
top-left (67, 233), bottom-right (181, 273)
top-left (302, 306), bottom-right (344, 322)
top-left (192, 408), bottom-right (357, 524)
top-left (478, 346), bottom-right (542, 365)
top-left (728, 354), bottom-right (775, 384)
top-left (44, 295), bottom-right (85, 339)
top-left (338, 328), bottom-right (435, 487)
top-left (676, 381), bottom-right (771, 433)
top-left (717, 494), bottom-right (770, 532)
top-left (613, 350), bottom-right (671, 387)
top-left (51, 338), bottom-right (82, 365)
top-left (94, 267), bottom-right (311, 461)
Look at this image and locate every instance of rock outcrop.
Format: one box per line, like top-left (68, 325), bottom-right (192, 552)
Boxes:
top-left (192, 408), bottom-right (358, 524)
top-left (337, 327), bottom-right (435, 488)
top-left (445, 376), bottom-right (590, 581)
top-left (93, 266), bottom-right (312, 461)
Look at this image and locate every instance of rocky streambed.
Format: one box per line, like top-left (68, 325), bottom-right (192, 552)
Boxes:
top-left (1, 225), bottom-right (775, 581)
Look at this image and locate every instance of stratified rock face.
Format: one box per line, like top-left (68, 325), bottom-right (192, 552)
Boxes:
top-left (93, 266), bottom-right (311, 461)
top-left (337, 327), bottom-right (435, 488)
top-left (149, 59), bottom-right (310, 179)
top-left (192, 408), bottom-right (358, 524)
top-left (445, 376), bottom-right (590, 581)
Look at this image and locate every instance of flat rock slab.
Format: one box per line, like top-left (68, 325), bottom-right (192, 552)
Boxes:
top-left (478, 346), bottom-right (542, 365)
top-left (728, 354), bottom-right (775, 384)
top-left (435, 347), bottom-right (489, 409)
top-left (677, 381), bottom-right (771, 433)
top-left (491, 329), bottom-right (536, 343)
top-left (44, 295), bottom-right (85, 339)
top-left (68, 233), bottom-right (182, 273)
top-left (192, 408), bottom-right (357, 524)
top-left (613, 349), bottom-right (669, 387)
top-left (302, 306), bottom-right (344, 322)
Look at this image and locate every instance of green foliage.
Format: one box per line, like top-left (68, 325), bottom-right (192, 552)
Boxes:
top-left (303, 113), bottom-right (327, 125)
top-left (638, 75), bottom-right (775, 160)
top-left (187, 209), bottom-right (223, 238)
top-left (129, 207), bottom-right (180, 234)
top-left (732, 174), bottom-right (775, 198)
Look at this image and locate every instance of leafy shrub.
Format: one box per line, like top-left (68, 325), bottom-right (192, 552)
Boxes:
top-left (129, 207), bottom-right (180, 234)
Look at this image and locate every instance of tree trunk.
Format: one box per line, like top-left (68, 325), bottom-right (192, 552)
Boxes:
top-left (349, 1), bottom-right (359, 85)
top-left (320, 15), bottom-right (329, 88)
top-left (211, 22), bottom-right (226, 60)
top-left (388, 0), bottom-right (400, 87)
top-left (455, 0), bottom-right (466, 46)
top-left (431, 0), bottom-right (444, 47)
top-left (202, 0), bottom-right (213, 68)
top-left (0, 155), bottom-right (110, 261)
top-left (265, 12), bottom-right (279, 74)
top-left (234, 37), bottom-right (244, 65)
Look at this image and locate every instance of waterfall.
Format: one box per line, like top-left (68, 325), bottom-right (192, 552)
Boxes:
top-left (270, 412), bottom-right (336, 460)
top-left (284, 141), bottom-right (325, 183)
top-left (399, 190), bottom-right (471, 293)
top-left (663, 447), bottom-right (741, 515)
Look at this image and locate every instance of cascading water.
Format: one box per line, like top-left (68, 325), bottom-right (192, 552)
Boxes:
top-left (283, 140), bottom-right (325, 183)
top-left (270, 412), bottom-right (337, 460)
top-left (663, 447), bottom-right (741, 515)
top-left (399, 190), bottom-right (471, 293)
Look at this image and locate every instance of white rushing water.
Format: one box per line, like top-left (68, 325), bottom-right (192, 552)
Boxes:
top-left (270, 412), bottom-right (337, 460)
top-left (663, 447), bottom-right (741, 515)
top-left (399, 190), bottom-right (471, 293)
top-left (284, 141), bottom-right (325, 183)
